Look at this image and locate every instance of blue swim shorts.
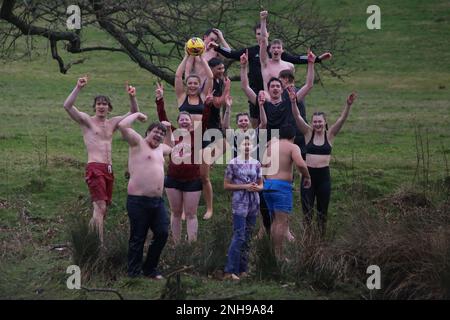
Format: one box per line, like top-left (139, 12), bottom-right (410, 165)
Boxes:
top-left (262, 179), bottom-right (293, 215)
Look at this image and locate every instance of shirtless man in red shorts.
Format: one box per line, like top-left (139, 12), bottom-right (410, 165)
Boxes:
top-left (63, 76), bottom-right (139, 244)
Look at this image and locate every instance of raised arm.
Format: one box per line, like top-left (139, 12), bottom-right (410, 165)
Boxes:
top-left (296, 50), bottom-right (316, 102)
top-left (211, 42), bottom-right (245, 61)
top-left (257, 91), bottom-right (268, 129)
top-left (111, 82), bottom-right (141, 130)
top-left (282, 51), bottom-right (331, 64)
top-left (117, 112), bottom-right (147, 147)
top-left (213, 28), bottom-right (231, 50)
top-left (221, 94), bottom-right (232, 130)
top-left (126, 81), bottom-right (139, 114)
top-left (259, 11), bottom-right (269, 67)
top-left (175, 54), bottom-right (189, 101)
top-left (198, 55), bottom-right (214, 97)
top-left (160, 121), bottom-right (174, 148)
top-left (240, 51), bottom-right (257, 105)
top-left (63, 76), bottom-right (91, 126)
top-left (155, 83), bottom-right (177, 132)
top-left (288, 87), bottom-right (312, 136)
top-left (328, 92), bottom-right (357, 139)
top-left (212, 77), bottom-right (230, 109)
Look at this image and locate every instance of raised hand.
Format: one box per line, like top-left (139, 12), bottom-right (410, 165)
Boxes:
top-left (212, 28), bottom-right (225, 41)
top-left (240, 49), bottom-right (249, 66)
top-left (161, 120), bottom-right (172, 129)
top-left (307, 49), bottom-right (316, 63)
top-left (207, 41), bottom-right (219, 50)
top-left (319, 52), bottom-right (332, 61)
top-left (260, 10), bottom-right (268, 20)
top-left (347, 92), bottom-right (357, 106)
top-left (137, 113), bottom-right (147, 122)
top-left (204, 87), bottom-right (215, 105)
top-left (125, 81), bottom-right (136, 97)
top-left (225, 94), bottom-right (233, 108)
top-left (258, 90), bottom-right (266, 106)
top-left (287, 86), bottom-right (296, 102)
top-left (155, 82), bottom-right (164, 100)
top-left (77, 75), bottom-right (88, 89)
top-left (224, 76), bottom-right (231, 95)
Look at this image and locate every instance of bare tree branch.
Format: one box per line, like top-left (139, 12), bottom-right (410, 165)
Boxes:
top-left (0, 0), bottom-right (355, 84)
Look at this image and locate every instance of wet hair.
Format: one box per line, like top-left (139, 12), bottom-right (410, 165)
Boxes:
top-left (267, 77), bottom-right (283, 89)
top-left (312, 111), bottom-right (329, 130)
top-left (208, 57), bottom-right (224, 69)
top-left (270, 39), bottom-right (283, 48)
top-left (177, 111), bottom-right (192, 122)
top-left (278, 69), bottom-right (295, 83)
top-left (253, 23), bottom-right (261, 33)
top-left (279, 124), bottom-right (296, 140)
top-left (236, 112), bottom-right (250, 123)
top-left (145, 122), bottom-right (167, 137)
top-left (203, 28), bottom-right (219, 39)
top-left (92, 95), bottom-right (113, 111)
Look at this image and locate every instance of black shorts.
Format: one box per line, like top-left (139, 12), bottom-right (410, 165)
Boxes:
top-left (164, 176), bottom-right (203, 192)
top-left (249, 101), bottom-right (259, 119)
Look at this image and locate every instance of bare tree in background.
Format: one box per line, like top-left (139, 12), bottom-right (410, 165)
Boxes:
top-left (0, 0), bottom-right (353, 85)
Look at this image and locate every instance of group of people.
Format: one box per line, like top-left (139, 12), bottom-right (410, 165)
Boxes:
top-left (63, 11), bottom-right (357, 281)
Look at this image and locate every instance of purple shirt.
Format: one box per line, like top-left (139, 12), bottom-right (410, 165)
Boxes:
top-left (224, 157), bottom-right (262, 217)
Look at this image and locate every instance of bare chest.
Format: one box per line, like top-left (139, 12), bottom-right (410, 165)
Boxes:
top-left (136, 145), bottom-right (164, 165)
top-left (84, 121), bottom-right (114, 141)
top-left (265, 61), bottom-right (291, 76)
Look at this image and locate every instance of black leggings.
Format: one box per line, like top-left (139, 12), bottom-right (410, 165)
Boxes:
top-left (301, 166), bottom-right (331, 235)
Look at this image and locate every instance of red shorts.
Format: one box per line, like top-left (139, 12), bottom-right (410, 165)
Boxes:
top-left (85, 163), bottom-right (114, 205)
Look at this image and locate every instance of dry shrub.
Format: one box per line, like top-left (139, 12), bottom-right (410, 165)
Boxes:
top-left (275, 182), bottom-right (450, 299)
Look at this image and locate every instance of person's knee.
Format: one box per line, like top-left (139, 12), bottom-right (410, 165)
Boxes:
top-left (154, 227), bottom-right (169, 242)
top-left (234, 229), bottom-right (246, 242)
top-left (171, 208), bottom-right (183, 217)
top-left (94, 201), bottom-right (107, 215)
top-left (184, 211), bottom-right (197, 220)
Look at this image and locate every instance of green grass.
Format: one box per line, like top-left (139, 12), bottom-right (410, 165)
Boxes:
top-left (1, 0), bottom-right (450, 299)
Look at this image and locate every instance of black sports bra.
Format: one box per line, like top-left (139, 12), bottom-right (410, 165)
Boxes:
top-left (306, 131), bottom-right (332, 155)
top-left (179, 95), bottom-right (204, 115)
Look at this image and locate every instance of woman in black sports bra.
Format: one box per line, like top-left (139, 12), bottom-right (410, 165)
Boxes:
top-left (175, 51), bottom-right (214, 220)
top-left (175, 52), bottom-right (213, 125)
top-left (290, 89), bottom-right (357, 236)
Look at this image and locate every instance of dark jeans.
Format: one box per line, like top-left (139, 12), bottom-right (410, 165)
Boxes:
top-left (301, 166), bottom-right (331, 236)
top-left (224, 214), bottom-right (257, 275)
top-left (126, 195), bottom-right (169, 277)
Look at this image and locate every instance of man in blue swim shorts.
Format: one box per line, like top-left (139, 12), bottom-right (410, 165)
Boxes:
top-left (262, 125), bottom-right (311, 259)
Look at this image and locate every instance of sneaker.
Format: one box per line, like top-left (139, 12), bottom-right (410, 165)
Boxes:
top-left (145, 271), bottom-right (164, 280)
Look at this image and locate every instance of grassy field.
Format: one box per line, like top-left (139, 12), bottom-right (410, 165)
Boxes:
top-left (1, 0), bottom-right (450, 300)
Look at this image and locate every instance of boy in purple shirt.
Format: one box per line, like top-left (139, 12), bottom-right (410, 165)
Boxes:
top-left (223, 137), bottom-right (263, 280)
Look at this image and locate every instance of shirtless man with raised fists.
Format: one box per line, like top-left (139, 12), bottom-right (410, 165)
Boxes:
top-left (63, 76), bottom-right (139, 244)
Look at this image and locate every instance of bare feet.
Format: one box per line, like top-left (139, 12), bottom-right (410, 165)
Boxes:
top-left (286, 230), bottom-right (295, 242)
top-left (223, 273), bottom-right (240, 281)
